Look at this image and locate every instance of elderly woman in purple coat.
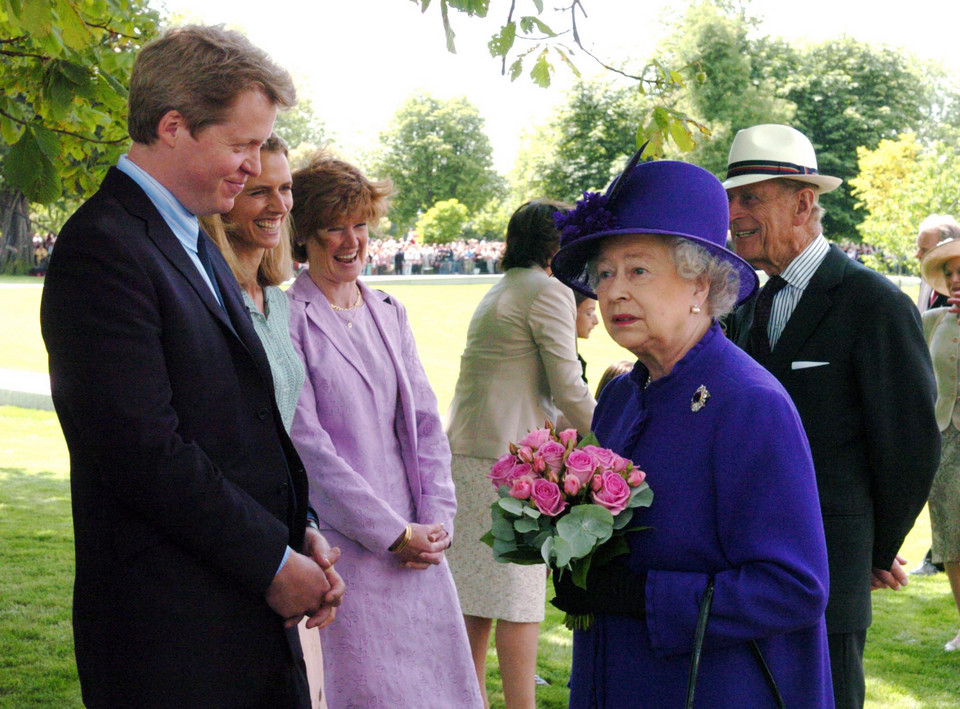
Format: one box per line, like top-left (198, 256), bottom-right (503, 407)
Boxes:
top-left (286, 153), bottom-right (483, 708)
top-left (549, 158), bottom-right (834, 707)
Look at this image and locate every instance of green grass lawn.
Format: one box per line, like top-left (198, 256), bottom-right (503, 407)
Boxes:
top-left (2, 279), bottom-right (959, 707)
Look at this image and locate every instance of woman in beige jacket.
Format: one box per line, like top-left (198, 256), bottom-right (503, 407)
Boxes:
top-left (445, 200), bottom-right (595, 708)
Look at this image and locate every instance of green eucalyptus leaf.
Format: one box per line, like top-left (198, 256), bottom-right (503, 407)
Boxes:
top-left (556, 505), bottom-right (613, 557)
top-left (521, 505), bottom-right (541, 519)
top-left (498, 496), bottom-right (525, 516)
top-left (576, 431), bottom-right (600, 449)
top-left (612, 508), bottom-right (634, 530)
top-left (491, 511), bottom-right (517, 541)
top-left (553, 536), bottom-right (573, 568)
top-left (491, 536), bottom-right (518, 559)
top-left (628, 483), bottom-right (654, 508)
top-left (571, 555), bottom-right (591, 588)
top-left (514, 516), bottom-right (540, 534)
top-left (540, 534), bottom-right (555, 565)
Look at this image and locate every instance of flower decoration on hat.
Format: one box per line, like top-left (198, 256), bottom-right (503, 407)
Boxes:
top-left (554, 191), bottom-right (620, 246)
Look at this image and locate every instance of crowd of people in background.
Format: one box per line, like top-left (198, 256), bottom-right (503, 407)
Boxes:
top-left (360, 236), bottom-right (504, 276)
top-left (33, 20), bottom-right (956, 709)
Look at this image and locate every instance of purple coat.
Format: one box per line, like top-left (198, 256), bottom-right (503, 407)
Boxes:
top-left (570, 323), bottom-right (833, 708)
top-left (287, 273), bottom-right (482, 708)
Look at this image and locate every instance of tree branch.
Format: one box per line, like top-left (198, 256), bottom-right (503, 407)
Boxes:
top-left (569, 0), bottom-right (647, 83)
top-left (0, 107), bottom-right (128, 145)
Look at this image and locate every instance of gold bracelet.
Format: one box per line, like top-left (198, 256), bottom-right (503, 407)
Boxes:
top-left (390, 524), bottom-right (412, 553)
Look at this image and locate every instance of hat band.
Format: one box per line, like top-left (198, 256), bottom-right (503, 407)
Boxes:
top-left (726, 159), bottom-right (819, 180)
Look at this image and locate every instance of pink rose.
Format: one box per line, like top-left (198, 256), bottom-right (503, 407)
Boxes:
top-left (627, 468), bottom-right (646, 487)
top-left (516, 446), bottom-right (534, 464)
top-left (611, 455), bottom-right (630, 475)
top-left (564, 449), bottom-right (596, 485)
top-left (532, 455), bottom-right (547, 474)
top-left (562, 473), bottom-right (582, 496)
top-left (530, 479), bottom-right (568, 517)
top-left (518, 428), bottom-right (551, 450)
top-left (489, 454), bottom-right (518, 488)
top-left (558, 428), bottom-right (578, 447)
top-left (509, 475), bottom-right (534, 500)
top-left (508, 462), bottom-right (534, 482)
top-left (590, 471), bottom-right (632, 515)
top-left (539, 440), bottom-right (567, 475)
top-left (583, 445), bottom-right (619, 472)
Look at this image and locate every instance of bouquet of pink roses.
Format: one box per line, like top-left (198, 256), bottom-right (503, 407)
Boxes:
top-left (480, 421), bottom-right (653, 598)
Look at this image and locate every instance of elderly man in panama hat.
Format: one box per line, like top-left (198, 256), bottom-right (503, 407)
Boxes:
top-left (723, 124), bottom-right (941, 709)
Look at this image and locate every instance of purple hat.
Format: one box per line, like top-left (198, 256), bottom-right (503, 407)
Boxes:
top-left (550, 158), bottom-right (758, 305)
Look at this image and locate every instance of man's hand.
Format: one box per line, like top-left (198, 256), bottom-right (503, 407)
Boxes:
top-left (871, 554), bottom-right (908, 591)
top-left (302, 529), bottom-right (346, 629)
top-left (265, 550), bottom-right (332, 628)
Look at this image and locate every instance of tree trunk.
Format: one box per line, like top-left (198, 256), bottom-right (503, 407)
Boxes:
top-left (0, 188), bottom-right (32, 274)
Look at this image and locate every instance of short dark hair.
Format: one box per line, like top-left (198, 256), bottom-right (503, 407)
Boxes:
top-left (128, 24), bottom-right (296, 144)
top-left (500, 200), bottom-right (572, 271)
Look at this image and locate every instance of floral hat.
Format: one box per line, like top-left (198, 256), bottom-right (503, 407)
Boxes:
top-left (550, 155), bottom-right (759, 304)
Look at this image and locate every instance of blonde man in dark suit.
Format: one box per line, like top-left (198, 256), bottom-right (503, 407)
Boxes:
top-left (41, 25), bottom-right (342, 708)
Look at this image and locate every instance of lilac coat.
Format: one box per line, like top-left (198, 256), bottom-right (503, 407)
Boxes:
top-left (287, 273), bottom-right (482, 708)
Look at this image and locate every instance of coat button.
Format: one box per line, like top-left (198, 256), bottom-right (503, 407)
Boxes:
top-left (257, 407), bottom-right (269, 420)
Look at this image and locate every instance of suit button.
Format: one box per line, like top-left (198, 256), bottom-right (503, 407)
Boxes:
top-left (277, 482), bottom-right (289, 495)
top-left (257, 407), bottom-right (269, 420)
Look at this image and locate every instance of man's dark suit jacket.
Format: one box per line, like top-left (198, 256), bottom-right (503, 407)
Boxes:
top-left (727, 244), bottom-right (940, 633)
top-left (41, 168), bottom-right (311, 708)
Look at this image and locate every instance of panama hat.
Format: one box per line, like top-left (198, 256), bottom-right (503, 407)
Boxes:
top-left (550, 155), bottom-right (758, 305)
top-left (921, 238), bottom-right (960, 296)
top-left (721, 124), bottom-right (842, 193)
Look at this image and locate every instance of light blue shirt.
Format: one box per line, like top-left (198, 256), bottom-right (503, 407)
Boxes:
top-left (116, 156), bottom-right (291, 574)
top-left (116, 155), bottom-right (222, 306)
top-left (768, 234), bottom-right (830, 350)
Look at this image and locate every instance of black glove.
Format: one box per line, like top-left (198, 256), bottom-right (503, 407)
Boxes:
top-left (551, 563), bottom-right (647, 619)
top-left (551, 568), bottom-right (594, 615)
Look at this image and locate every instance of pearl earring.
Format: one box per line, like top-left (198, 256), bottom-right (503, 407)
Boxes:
top-left (690, 304), bottom-right (702, 314)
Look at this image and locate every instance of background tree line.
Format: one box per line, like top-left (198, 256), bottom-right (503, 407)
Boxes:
top-left (2, 0), bottom-right (958, 273)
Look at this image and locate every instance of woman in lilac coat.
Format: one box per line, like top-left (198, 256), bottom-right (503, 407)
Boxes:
top-left (549, 158), bottom-right (833, 707)
top-left (287, 154), bottom-right (482, 708)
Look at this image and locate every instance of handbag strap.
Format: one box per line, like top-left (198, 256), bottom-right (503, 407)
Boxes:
top-left (684, 580), bottom-right (786, 709)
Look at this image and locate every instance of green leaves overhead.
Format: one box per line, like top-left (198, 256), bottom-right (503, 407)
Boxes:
top-left (0, 0), bottom-right (160, 205)
top-left (4, 125), bottom-right (62, 203)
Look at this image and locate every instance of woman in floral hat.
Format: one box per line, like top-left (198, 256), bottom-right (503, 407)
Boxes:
top-left (550, 158), bottom-right (833, 707)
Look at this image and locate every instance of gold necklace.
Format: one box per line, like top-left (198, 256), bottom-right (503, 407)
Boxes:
top-left (329, 286), bottom-right (363, 311)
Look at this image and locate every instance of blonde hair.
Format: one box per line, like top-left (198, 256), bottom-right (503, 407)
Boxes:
top-left (199, 135), bottom-right (293, 288)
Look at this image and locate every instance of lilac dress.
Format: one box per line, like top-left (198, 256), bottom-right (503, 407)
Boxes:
top-left (287, 273), bottom-right (482, 709)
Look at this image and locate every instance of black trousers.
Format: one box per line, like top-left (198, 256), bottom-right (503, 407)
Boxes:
top-left (828, 630), bottom-right (867, 709)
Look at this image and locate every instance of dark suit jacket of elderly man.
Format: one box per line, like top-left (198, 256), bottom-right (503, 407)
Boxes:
top-left (40, 168), bottom-right (312, 708)
top-left (726, 244), bottom-right (940, 635)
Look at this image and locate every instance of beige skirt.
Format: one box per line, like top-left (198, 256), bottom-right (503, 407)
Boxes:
top-left (447, 454), bottom-right (546, 622)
